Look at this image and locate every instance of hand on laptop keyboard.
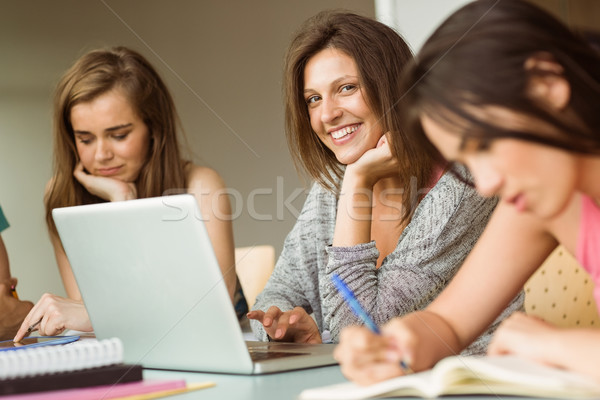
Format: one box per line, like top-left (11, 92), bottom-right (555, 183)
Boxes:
top-left (247, 306), bottom-right (322, 344)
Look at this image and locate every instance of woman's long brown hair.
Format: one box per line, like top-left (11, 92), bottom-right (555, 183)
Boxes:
top-left (284, 10), bottom-right (437, 223)
top-left (46, 46), bottom-right (187, 236)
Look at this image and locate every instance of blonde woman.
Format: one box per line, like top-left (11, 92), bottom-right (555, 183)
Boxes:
top-left (15, 47), bottom-right (237, 341)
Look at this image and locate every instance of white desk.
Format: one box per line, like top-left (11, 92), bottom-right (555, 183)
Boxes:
top-left (143, 365), bottom-right (347, 399)
top-left (144, 367), bottom-right (542, 400)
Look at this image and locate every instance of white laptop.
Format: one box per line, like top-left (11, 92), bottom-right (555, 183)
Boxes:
top-left (52, 194), bottom-right (336, 374)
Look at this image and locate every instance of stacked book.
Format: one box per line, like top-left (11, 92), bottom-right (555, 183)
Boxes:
top-left (0, 337), bottom-right (213, 399)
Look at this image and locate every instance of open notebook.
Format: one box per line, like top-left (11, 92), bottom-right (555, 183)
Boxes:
top-left (299, 355), bottom-right (600, 399)
top-left (53, 194), bottom-right (336, 374)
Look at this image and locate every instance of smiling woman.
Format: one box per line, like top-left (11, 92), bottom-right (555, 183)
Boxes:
top-left (13, 47), bottom-right (240, 341)
top-left (303, 48), bottom-right (383, 166)
top-left (247, 10), bottom-right (524, 349)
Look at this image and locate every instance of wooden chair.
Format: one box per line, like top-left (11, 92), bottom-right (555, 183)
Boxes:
top-left (235, 245), bottom-right (276, 309)
top-left (524, 245), bottom-right (600, 328)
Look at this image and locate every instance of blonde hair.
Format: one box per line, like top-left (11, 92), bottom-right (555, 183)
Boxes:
top-left (46, 46), bottom-right (187, 235)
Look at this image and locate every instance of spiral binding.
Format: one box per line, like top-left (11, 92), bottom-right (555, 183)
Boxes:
top-left (0, 337), bottom-right (123, 379)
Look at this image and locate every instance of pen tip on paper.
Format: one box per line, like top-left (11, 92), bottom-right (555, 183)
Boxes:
top-left (400, 359), bottom-right (414, 374)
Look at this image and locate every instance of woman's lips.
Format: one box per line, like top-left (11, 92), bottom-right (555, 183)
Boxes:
top-left (330, 124), bottom-right (360, 139)
top-left (96, 166), bottom-right (122, 176)
top-left (329, 123), bottom-right (361, 144)
top-left (507, 193), bottom-right (527, 212)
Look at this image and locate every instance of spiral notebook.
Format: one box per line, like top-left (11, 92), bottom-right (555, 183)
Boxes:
top-left (0, 337), bottom-right (142, 395)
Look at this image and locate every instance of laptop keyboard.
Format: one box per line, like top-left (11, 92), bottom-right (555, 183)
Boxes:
top-left (247, 342), bottom-right (313, 351)
top-left (248, 351), bottom-right (306, 361)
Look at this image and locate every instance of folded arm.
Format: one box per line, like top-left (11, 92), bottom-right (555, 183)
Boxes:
top-left (324, 172), bottom-right (499, 341)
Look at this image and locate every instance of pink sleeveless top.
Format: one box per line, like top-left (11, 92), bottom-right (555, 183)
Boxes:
top-left (576, 195), bottom-right (600, 312)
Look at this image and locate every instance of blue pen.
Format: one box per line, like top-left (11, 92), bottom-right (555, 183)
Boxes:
top-left (331, 273), bottom-right (380, 334)
top-left (330, 273), bottom-right (413, 374)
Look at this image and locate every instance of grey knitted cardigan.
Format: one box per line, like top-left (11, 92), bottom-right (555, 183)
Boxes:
top-left (251, 170), bottom-right (524, 354)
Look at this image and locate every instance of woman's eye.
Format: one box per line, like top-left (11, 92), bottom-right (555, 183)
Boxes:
top-left (340, 84), bottom-right (356, 92)
top-left (306, 95), bottom-right (321, 105)
top-left (75, 136), bottom-right (93, 145)
top-left (475, 139), bottom-right (491, 151)
top-left (113, 133), bottom-right (129, 141)
top-left (461, 137), bottom-right (491, 152)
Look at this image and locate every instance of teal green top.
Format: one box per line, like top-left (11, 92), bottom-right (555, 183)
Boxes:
top-left (0, 206), bottom-right (9, 233)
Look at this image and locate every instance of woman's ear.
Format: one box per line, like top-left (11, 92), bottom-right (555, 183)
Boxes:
top-left (524, 52), bottom-right (570, 111)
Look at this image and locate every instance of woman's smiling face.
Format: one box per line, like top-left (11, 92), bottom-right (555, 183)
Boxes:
top-left (303, 48), bottom-right (384, 165)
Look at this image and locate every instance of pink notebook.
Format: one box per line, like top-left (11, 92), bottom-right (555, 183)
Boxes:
top-left (1, 379), bottom-right (186, 400)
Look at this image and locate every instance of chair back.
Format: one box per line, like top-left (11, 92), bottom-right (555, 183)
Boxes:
top-left (524, 245), bottom-right (600, 328)
top-left (235, 245), bottom-right (276, 309)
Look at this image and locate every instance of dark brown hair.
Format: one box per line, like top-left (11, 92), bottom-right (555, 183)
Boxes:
top-left (46, 46), bottom-right (187, 235)
top-left (400, 0), bottom-right (600, 158)
top-left (284, 10), bottom-right (437, 222)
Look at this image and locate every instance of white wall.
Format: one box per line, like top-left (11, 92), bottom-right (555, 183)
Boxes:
top-left (0, 1), bottom-right (375, 302)
top-left (1, 1), bottom-right (473, 304)
top-left (0, 93), bottom-right (58, 297)
top-left (375, 0), bottom-right (470, 53)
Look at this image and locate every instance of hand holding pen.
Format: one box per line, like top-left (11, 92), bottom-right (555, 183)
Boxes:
top-left (25, 318), bottom-right (42, 335)
top-left (330, 273), bottom-right (414, 379)
top-left (14, 294), bottom-right (92, 342)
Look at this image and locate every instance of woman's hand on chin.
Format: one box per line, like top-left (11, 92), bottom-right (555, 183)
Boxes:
top-left (73, 162), bottom-right (137, 201)
top-left (345, 134), bottom-right (399, 187)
